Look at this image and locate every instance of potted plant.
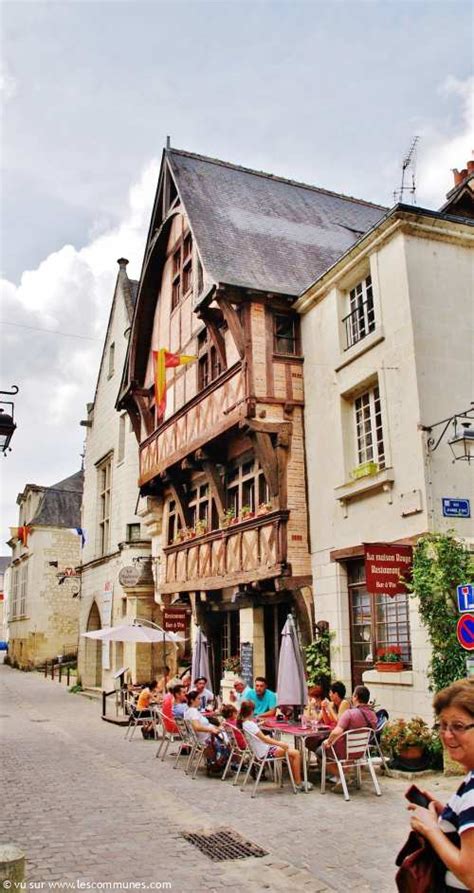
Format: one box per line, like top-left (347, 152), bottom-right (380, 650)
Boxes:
top-left (240, 505), bottom-right (254, 520)
top-left (382, 716), bottom-right (433, 763)
top-left (375, 646), bottom-right (404, 672)
top-left (194, 519), bottom-right (208, 536)
top-left (257, 502), bottom-right (272, 516)
top-left (350, 460), bottom-right (379, 481)
top-left (222, 508), bottom-right (235, 529)
top-left (223, 655), bottom-right (242, 678)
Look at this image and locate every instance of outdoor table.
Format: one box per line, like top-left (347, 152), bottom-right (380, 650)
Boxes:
top-left (260, 719), bottom-right (331, 792)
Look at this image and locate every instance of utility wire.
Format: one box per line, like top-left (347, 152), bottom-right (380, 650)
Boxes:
top-left (1, 320), bottom-right (102, 341)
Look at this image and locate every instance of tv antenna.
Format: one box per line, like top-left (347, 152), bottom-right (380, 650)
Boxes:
top-left (394, 136), bottom-right (419, 204)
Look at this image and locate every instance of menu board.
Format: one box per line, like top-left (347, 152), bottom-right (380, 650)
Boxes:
top-left (240, 641), bottom-right (254, 687)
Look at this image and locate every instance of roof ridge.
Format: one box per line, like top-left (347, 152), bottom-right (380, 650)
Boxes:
top-left (167, 147), bottom-right (387, 211)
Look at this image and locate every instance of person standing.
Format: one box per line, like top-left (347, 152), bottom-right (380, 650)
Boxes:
top-left (407, 678), bottom-right (474, 893)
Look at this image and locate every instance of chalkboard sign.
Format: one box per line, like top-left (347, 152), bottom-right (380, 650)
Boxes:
top-left (240, 641), bottom-right (254, 687)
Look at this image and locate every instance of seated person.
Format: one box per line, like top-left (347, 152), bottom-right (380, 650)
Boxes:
top-left (320, 681), bottom-right (351, 726)
top-left (179, 669), bottom-right (192, 692)
top-left (194, 676), bottom-right (215, 711)
top-left (237, 700), bottom-right (310, 791)
top-left (171, 684), bottom-right (187, 720)
top-left (156, 666), bottom-right (171, 697)
top-left (185, 690), bottom-right (229, 772)
top-left (304, 685), bottom-right (324, 720)
top-left (245, 677), bottom-right (277, 719)
top-left (221, 703), bottom-right (247, 750)
top-left (135, 680), bottom-right (159, 737)
top-left (229, 678), bottom-right (252, 707)
top-left (161, 684), bottom-right (182, 734)
top-left (321, 685), bottom-right (377, 780)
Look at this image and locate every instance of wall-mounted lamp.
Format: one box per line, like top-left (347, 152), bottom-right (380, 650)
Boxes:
top-left (422, 404), bottom-right (474, 464)
top-left (0, 386), bottom-right (19, 454)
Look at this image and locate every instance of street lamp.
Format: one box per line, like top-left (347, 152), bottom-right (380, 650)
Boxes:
top-left (0, 386), bottom-right (19, 454)
top-left (422, 403), bottom-right (474, 465)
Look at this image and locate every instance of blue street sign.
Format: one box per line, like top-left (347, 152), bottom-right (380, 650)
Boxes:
top-left (442, 498), bottom-right (471, 518)
top-left (457, 584), bottom-right (474, 614)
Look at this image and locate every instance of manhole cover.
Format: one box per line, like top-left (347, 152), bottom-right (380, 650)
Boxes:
top-left (29, 719), bottom-right (50, 723)
top-left (181, 829), bottom-right (268, 862)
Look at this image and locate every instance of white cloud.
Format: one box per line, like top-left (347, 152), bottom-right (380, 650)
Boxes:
top-left (0, 159), bottom-right (159, 545)
top-left (417, 75), bottom-right (473, 208)
top-left (0, 60), bottom-right (17, 101)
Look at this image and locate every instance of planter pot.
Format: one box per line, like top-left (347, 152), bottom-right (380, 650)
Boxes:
top-left (398, 745), bottom-right (425, 762)
top-left (375, 662), bottom-right (404, 673)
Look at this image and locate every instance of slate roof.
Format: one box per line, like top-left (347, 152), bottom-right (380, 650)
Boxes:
top-left (31, 470), bottom-right (83, 529)
top-left (166, 149), bottom-right (386, 298)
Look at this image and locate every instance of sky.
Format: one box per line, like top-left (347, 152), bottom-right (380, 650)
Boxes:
top-left (0, 0), bottom-right (473, 549)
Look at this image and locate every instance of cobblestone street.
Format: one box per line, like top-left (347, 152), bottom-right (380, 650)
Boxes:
top-left (0, 666), bottom-right (458, 892)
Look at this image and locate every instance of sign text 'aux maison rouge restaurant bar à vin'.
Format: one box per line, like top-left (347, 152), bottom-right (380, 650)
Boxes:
top-left (364, 543), bottom-right (413, 596)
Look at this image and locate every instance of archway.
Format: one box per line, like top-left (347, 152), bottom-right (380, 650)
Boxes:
top-left (84, 601), bottom-right (102, 688)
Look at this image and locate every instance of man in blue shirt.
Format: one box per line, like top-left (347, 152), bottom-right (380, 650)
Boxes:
top-left (246, 677), bottom-right (277, 718)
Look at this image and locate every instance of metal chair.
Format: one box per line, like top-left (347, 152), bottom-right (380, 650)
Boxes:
top-left (172, 717), bottom-right (194, 769)
top-left (124, 693), bottom-right (156, 740)
top-left (369, 709), bottom-right (390, 772)
top-left (221, 722), bottom-right (252, 785)
top-left (241, 729), bottom-right (297, 798)
top-left (320, 727), bottom-right (382, 802)
top-left (155, 708), bottom-right (181, 760)
top-left (183, 719), bottom-right (209, 778)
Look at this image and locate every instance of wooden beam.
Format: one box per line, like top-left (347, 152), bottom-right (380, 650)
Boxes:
top-left (216, 296), bottom-right (245, 358)
top-left (250, 430), bottom-right (279, 499)
top-left (201, 460), bottom-right (226, 521)
top-left (168, 479), bottom-right (193, 529)
top-left (276, 426), bottom-right (291, 510)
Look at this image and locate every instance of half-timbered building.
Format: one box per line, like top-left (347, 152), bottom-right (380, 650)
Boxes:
top-left (118, 147), bottom-right (384, 690)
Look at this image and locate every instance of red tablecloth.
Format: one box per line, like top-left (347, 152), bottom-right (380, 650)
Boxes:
top-left (261, 719), bottom-right (333, 736)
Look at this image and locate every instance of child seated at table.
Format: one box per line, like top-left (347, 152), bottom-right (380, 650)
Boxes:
top-left (237, 700), bottom-right (311, 791)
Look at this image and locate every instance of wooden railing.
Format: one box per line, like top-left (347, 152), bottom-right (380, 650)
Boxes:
top-left (160, 510), bottom-right (289, 593)
top-left (139, 363), bottom-right (246, 484)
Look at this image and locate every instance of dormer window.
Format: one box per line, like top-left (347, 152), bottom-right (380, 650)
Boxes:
top-left (171, 232), bottom-right (193, 311)
top-left (274, 314), bottom-right (298, 355)
top-left (343, 275), bottom-right (375, 350)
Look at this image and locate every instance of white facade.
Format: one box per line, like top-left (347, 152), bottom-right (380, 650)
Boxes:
top-left (296, 208), bottom-right (474, 722)
top-left (78, 260), bottom-right (155, 690)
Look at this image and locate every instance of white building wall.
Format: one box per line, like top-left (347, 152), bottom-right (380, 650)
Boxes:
top-left (78, 268), bottom-right (153, 690)
top-left (300, 219), bottom-right (473, 723)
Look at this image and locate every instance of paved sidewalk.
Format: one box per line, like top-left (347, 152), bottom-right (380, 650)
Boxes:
top-left (0, 667), bottom-right (458, 892)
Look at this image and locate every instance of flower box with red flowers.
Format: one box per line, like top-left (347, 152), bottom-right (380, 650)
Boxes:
top-left (375, 646), bottom-right (404, 673)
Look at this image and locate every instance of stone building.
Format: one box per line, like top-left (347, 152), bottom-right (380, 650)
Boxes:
top-left (77, 259), bottom-right (155, 691)
top-left (0, 556), bottom-right (10, 647)
top-left (117, 146), bottom-right (385, 691)
top-left (295, 170), bottom-right (474, 722)
top-left (7, 471), bottom-right (83, 668)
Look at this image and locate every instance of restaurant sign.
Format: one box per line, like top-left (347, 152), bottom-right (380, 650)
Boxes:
top-left (364, 543), bottom-right (412, 597)
top-left (162, 608), bottom-right (187, 633)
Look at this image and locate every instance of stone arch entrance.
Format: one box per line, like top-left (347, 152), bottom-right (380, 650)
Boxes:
top-left (84, 601), bottom-right (102, 688)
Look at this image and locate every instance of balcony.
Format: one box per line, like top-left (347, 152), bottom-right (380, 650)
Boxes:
top-left (159, 509), bottom-right (289, 593)
top-left (139, 362), bottom-right (246, 485)
top-left (342, 300), bottom-right (375, 351)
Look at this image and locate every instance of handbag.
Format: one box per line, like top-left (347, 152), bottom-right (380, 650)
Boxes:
top-left (395, 830), bottom-right (447, 893)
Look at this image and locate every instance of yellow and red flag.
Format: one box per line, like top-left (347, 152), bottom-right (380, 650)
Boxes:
top-left (9, 525), bottom-right (32, 546)
top-left (153, 349), bottom-right (197, 420)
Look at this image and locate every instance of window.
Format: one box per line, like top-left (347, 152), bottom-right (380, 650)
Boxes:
top-left (167, 500), bottom-right (181, 544)
top-left (221, 611), bottom-right (240, 663)
top-left (354, 385), bottom-right (385, 469)
top-left (118, 414), bottom-right (126, 463)
top-left (10, 567), bottom-right (19, 620)
top-left (343, 275), bottom-right (375, 350)
top-left (226, 457), bottom-right (269, 515)
top-left (274, 314), bottom-right (298, 355)
top-left (98, 457), bottom-right (112, 555)
top-left (19, 562), bottom-right (28, 616)
top-left (348, 559), bottom-right (412, 685)
top-left (188, 483), bottom-right (219, 533)
top-left (127, 523), bottom-right (141, 542)
top-left (197, 329), bottom-right (222, 390)
top-left (108, 342), bottom-right (115, 378)
top-left (171, 232), bottom-right (193, 310)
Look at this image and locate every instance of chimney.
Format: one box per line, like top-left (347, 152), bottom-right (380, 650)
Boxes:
top-left (117, 258), bottom-right (129, 271)
top-left (452, 160), bottom-right (473, 187)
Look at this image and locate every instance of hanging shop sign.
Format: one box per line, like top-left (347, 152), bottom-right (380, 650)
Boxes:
top-left (118, 565), bottom-right (141, 588)
top-left (364, 543), bottom-right (413, 597)
top-left (162, 608), bottom-right (187, 633)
